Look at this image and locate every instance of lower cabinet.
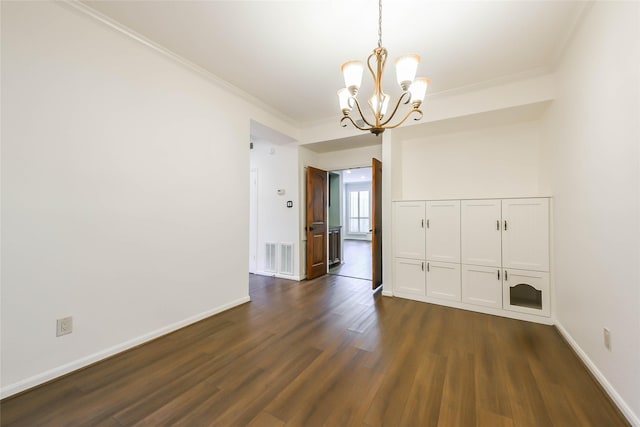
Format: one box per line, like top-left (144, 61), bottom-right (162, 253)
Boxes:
top-left (393, 258), bottom-right (426, 296)
top-left (462, 265), bottom-right (503, 309)
top-left (426, 261), bottom-right (461, 301)
top-left (503, 269), bottom-right (550, 317)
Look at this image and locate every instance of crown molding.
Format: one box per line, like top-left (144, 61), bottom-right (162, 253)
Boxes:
top-left (61, 0), bottom-right (299, 130)
top-left (302, 67), bottom-right (553, 129)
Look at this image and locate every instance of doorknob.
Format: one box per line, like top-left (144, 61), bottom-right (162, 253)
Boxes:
top-left (309, 226), bottom-right (315, 231)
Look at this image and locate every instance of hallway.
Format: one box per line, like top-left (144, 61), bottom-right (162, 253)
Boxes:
top-left (329, 239), bottom-right (372, 281)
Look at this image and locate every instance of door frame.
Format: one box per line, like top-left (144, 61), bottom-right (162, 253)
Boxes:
top-left (249, 168), bottom-right (258, 274)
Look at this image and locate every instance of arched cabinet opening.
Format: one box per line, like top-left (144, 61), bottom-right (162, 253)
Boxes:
top-left (509, 283), bottom-right (542, 310)
top-left (502, 269), bottom-right (550, 317)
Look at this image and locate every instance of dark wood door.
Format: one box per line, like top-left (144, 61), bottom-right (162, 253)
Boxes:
top-left (372, 158), bottom-right (383, 290)
top-left (306, 166), bottom-right (328, 280)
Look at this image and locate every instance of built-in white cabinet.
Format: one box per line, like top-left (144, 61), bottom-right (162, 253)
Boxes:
top-left (393, 202), bottom-right (427, 297)
top-left (394, 258), bottom-right (426, 296)
top-left (461, 198), bottom-right (549, 270)
top-left (393, 201), bottom-right (425, 260)
top-left (426, 201), bottom-right (460, 263)
top-left (461, 199), bottom-right (502, 267)
top-left (462, 265), bottom-right (502, 309)
top-left (502, 198), bottom-right (549, 272)
top-left (393, 197), bottom-right (551, 323)
top-left (426, 261), bottom-right (461, 301)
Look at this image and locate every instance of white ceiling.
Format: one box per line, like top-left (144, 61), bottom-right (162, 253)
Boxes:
top-left (340, 167), bottom-right (372, 183)
top-left (82, 0), bottom-right (586, 127)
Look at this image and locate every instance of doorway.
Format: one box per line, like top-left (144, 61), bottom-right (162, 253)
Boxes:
top-left (328, 167), bottom-right (373, 281)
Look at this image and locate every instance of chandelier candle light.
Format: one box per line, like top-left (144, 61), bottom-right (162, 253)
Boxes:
top-left (338, 0), bottom-right (430, 135)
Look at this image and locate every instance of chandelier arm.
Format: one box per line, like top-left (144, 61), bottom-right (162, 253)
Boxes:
top-left (340, 115), bottom-right (371, 132)
top-left (377, 49), bottom-right (387, 102)
top-left (366, 51), bottom-right (380, 121)
top-left (349, 96), bottom-right (376, 128)
top-left (366, 48), bottom-right (388, 124)
top-left (379, 91), bottom-right (412, 127)
top-left (385, 108), bottom-right (424, 130)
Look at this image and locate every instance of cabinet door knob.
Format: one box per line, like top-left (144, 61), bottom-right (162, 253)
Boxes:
top-left (427, 262), bottom-right (430, 272)
top-left (497, 220), bottom-right (500, 230)
top-left (497, 270), bottom-right (500, 280)
top-left (426, 219), bottom-right (430, 229)
top-left (421, 219), bottom-right (424, 228)
top-left (504, 220), bottom-right (508, 231)
top-left (504, 270), bottom-right (508, 281)
top-left (421, 262), bottom-right (425, 271)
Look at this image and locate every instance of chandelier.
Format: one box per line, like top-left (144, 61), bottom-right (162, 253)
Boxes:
top-left (338, 0), bottom-right (430, 135)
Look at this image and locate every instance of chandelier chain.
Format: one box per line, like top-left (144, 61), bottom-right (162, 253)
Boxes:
top-left (377, 0), bottom-right (382, 48)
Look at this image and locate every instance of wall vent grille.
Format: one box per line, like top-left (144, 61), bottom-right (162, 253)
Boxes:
top-left (279, 243), bottom-right (294, 275)
top-left (265, 242), bottom-right (277, 273)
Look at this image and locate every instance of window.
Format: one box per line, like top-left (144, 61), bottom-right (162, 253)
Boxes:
top-left (347, 186), bottom-right (370, 233)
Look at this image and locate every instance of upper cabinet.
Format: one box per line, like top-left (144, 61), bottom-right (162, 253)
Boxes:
top-left (461, 198), bottom-right (549, 271)
top-left (426, 200), bottom-right (460, 263)
top-left (501, 198), bottom-right (549, 272)
top-left (393, 201), bottom-right (426, 260)
top-left (461, 199), bottom-right (502, 267)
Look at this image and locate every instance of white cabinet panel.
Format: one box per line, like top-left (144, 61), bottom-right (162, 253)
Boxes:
top-left (394, 258), bottom-right (426, 296)
top-left (503, 269), bottom-right (550, 317)
top-left (461, 200), bottom-right (502, 267)
top-left (426, 200), bottom-right (460, 263)
top-left (393, 197), bottom-right (551, 322)
top-left (502, 198), bottom-right (549, 272)
top-left (393, 201), bottom-right (425, 260)
top-left (462, 265), bottom-right (502, 309)
top-left (426, 261), bottom-right (461, 301)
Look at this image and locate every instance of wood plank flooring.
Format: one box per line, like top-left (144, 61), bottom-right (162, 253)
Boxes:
top-left (329, 239), bottom-right (372, 280)
top-left (1, 274), bottom-right (628, 426)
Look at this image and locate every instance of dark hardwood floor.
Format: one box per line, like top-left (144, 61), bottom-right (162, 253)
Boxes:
top-left (1, 274), bottom-right (628, 426)
top-left (329, 239), bottom-right (372, 280)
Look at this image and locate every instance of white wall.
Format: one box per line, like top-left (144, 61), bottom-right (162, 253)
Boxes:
top-left (0, 1), bottom-right (282, 397)
top-left (541, 2), bottom-right (640, 423)
top-left (299, 74), bottom-right (555, 145)
top-left (395, 120), bottom-right (544, 200)
top-left (250, 141), bottom-right (301, 279)
top-left (315, 144), bottom-right (382, 171)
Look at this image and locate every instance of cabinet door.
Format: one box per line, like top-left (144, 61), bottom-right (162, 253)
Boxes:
top-left (394, 258), bottom-right (426, 296)
top-left (393, 201), bottom-right (426, 259)
top-left (426, 261), bottom-right (461, 301)
top-left (462, 265), bottom-right (502, 308)
top-left (502, 198), bottom-right (549, 272)
top-left (461, 200), bottom-right (502, 267)
top-left (503, 269), bottom-right (550, 317)
top-left (426, 200), bottom-right (460, 263)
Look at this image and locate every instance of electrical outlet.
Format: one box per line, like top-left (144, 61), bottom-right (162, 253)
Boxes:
top-left (57, 316), bottom-right (73, 337)
top-left (603, 327), bottom-right (611, 351)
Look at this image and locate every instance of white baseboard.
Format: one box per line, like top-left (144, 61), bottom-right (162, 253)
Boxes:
top-left (392, 291), bottom-right (554, 325)
top-left (0, 295), bottom-right (251, 399)
top-left (555, 322), bottom-right (639, 426)
top-left (253, 271), bottom-right (301, 281)
top-left (381, 290), bottom-right (393, 297)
